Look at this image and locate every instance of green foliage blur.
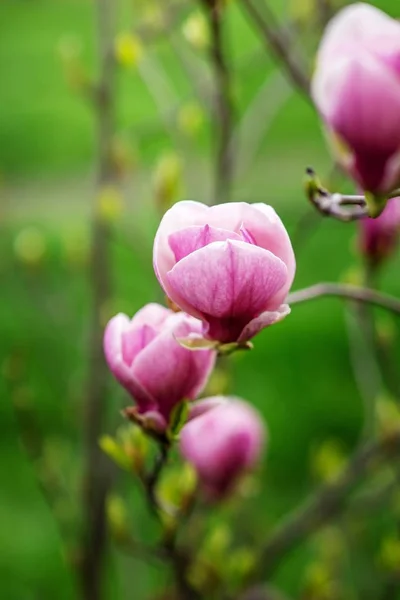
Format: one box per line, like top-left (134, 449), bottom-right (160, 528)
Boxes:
top-left (2, 0), bottom-right (400, 599)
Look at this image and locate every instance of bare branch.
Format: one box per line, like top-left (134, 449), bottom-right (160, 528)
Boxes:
top-left (139, 442), bottom-right (201, 600)
top-left (80, 0), bottom-right (118, 597)
top-left (142, 442), bottom-right (171, 517)
top-left (200, 0), bottom-right (235, 204)
top-left (255, 430), bottom-right (400, 579)
top-left (305, 167), bottom-right (400, 221)
top-left (239, 0), bottom-right (311, 99)
top-left (288, 283), bottom-right (400, 317)
top-left (234, 70), bottom-right (292, 177)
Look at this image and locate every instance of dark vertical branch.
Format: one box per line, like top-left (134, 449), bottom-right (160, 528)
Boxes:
top-left (239, 0), bottom-right (311, 99)
top-left (80, 0), bottom-right (117, 598)
top-left (316, 0), bottom-right (333, 28)
top-left (200, 0), bottom-right (234, 204)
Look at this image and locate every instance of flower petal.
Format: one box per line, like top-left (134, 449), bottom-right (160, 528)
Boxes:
top-left (237, 304), bottom-right (291, 342)
top-left (153, 201), bottom-right (210, 315)
top-left (168, 224), bottom-right (242, 262)
top-left (153, 201), bottom-right (295, 311)
top-left (317, 3), bottom-right (400, 67)
top-left (180, 400), bottom-right (265, 498)
top-left (188, 396), bottom-right (229, 421)
top-left (314, 53), bottom-right (400, 193)
top-left (131, 313), bottom-right (216, 420)
top-left (167, 240), bottom-right (288, 342)
top-left (130, 302), bottom-right (172, 331)
top-left (103, 314), bottom-right (157, 410)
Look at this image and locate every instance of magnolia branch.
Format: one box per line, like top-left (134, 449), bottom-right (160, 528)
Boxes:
top-left (288, 283), bottom-right (400, 316)
top-left (239, 0), bottom-right (310, 99)
top-left (305, 167), bottom-right (400, 221)
top-left (255, 430), bottom-right (400, 579)
top-left (139, 442), bottom-right (200, 600)
top-left (200, 0), bottom-right (235, 204)
top-left (142, 442), bottom-right (170, 517)
top-left (81, 0), bottom-right (117, 597)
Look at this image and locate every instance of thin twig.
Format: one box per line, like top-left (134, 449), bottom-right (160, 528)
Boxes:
top-left (141, 443), bottom-right (200, 600)
top-left (345, 307), bottom-right (382, 442)
top-left (168, 33), bottom-right (214, 113)
top-left (234, 69), bottom-right (292, 177)
top-left (239, 0), bottom-right (311, 99)
top-left (305, 167), bottom-right (400, 221)
top-left (142, 442), bottom-right (170, 517)
top-left (200, 0), bottom-right (234, 204)
top-left (80, 0), bottom-right (117, 597)
top-left (255, 430), bottom-right (400, 579)
top-left (288, 283), bottom-right (400, 317)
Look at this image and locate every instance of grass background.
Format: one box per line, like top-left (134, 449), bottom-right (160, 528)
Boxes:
top-left (2, 0), bottom-right (400, 598)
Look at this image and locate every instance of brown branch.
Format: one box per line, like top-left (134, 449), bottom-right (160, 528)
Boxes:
top-left (254, 430), bottom-right (400, 580)
top-left (140, 443), bottom-right (201, 600)
top-left (305, 167), bottom-right (400, 221)
top-left (200, 0), bottom-right (235, 204)
top-left (142, 442), bottom-right (171, 517)
top-left (80, 0), bottom-right (118, 598)
top-left (239, 0), bottom-right (311, 99)
top-left (288, 283), bottom-right (400, 317)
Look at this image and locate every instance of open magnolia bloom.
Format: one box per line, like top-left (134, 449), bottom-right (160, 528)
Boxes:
top-left (103, 303), bottom-right (216, 431)
top-left (153, 201), bottom-right (295, 344)
top-left (312, 3), bottom-right (400, 197)
top-left (180, 398), bottom-right (266, 501)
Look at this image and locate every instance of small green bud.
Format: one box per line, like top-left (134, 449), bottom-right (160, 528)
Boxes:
top-left (99, 435), bottom-right (131, 470)
top-left (106, 494), bottom-right (130, 542)
top-left (182, 12), bottom-right (209, 50)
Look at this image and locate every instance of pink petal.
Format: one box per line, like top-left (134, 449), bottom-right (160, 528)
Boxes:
top-left (167, 240), bottom-right (288, 342)
top-left (244, 203), bottom-right (295, 302)
top-left (130, 302), bottom-right (172, 332)
top-left (131, 313), bottom-right (216, 420)
top-left (168, 224), bottom-right (242, 262)
top-left (237, 304), bottom-right (291, 342)
top-left (104, 313), bottom-right (130, 375)
top-left (180, 400), bottom-right (265, 497)
top-left (315, 54), bottom-right (400, 193)
top-left (188, 396), bottom-right (229, 421)
top-left (153, 201), bottom-right (210, 316)
top-left (153, 201), bottom-right (295, 312)
top-left (121, 324), bottom-right (157, 366)
top-left (317, 4), bottom-right (400, 67)
top-left (103, 313), bottom-right (158, 411)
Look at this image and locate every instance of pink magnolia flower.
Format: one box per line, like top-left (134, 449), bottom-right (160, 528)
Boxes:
top-left (103, 303), bottom-right (216, 431)
top-left (359, 196), bottom-right (400, 266)
top-left (180, 398), bottom-right (265, 501)
top-left (312, 3), bottom-right (400, 196)
top-left (153, 201), bottom-right (295, 343)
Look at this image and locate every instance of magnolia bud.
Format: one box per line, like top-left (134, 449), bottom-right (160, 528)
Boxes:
top-left (312, 4), bottom-right (400, 197)
top-left (180, 399), bottom-right (265, 501)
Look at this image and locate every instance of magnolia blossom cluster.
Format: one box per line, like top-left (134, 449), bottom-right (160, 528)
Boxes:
top-left (103, 3), bottom-right (400, 501)
top-left (104, 201), bottom-right (295, 498)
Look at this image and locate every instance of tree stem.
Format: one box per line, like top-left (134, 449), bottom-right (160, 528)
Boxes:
top-left (255, 431), bottom-right (400, 579)
top-left (201, 0), bottom-right (234, 204)
top-left (80, 0), bottom-right (117, 597)
top-left (288, 283), bottom-right (400, 316)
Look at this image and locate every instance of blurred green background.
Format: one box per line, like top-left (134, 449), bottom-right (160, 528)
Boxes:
top-left (2, 0), bottom-right (400, 598)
